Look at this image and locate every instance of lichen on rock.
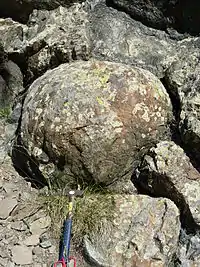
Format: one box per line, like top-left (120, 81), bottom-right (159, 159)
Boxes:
top-left (19, 59), bottom-right (173, 187)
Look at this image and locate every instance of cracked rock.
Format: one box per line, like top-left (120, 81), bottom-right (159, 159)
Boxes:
top-left (23, 234), bottom-right (40, 246)
top-left (84, 194), bottom-right (180, 266)
top-left (12, 244), bottom-right (33, 265)
top-left (132, 141), bottom-right (200, 229)
top-left (30, 216), bottom-right (51, 235)
top-left (19, 59), bottom-right (172, 186)
top-left (11, 220), bottom-right (28, 231)
top-left (0, 196), bottom-right (18, 219)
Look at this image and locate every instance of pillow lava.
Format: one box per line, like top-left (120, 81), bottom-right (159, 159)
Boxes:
top-left (20, 60), bottom-right (173, 185)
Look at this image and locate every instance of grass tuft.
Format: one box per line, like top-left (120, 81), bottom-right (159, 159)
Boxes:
top-left (0, 106), bottom-right (11, 120)
top-left (40, 185), bottom-right (115, 247)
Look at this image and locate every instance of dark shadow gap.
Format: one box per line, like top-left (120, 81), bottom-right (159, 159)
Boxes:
top-left (106, 0), bottom-right (200, 36)
top-left (160, 76), bottom-right (200, 172)
top-left (131, 166), bottom-right (200, 234)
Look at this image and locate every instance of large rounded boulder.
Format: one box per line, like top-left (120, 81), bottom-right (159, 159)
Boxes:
top-left (20, 60), bottom-right (172, 185)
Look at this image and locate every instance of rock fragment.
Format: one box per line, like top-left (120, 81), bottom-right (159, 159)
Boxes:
top-left (0, 196), bottom-right (18, 219)
top-left (12, 245), bottom-right (33, 265)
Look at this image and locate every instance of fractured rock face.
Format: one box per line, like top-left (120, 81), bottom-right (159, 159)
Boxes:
top-left (89, 3), bottom-right (180, 79)
top-left (25, 5), bottom-right (90, 83)
top-left (132, 141), bottom-right (200, 230)
top-left (0, 18), bottom-right (27, 54)
top-left (107, 0), bottom-right (200, 36)
top-left (19, 59), bottom-right (172, 186)
top-left (0, 0), bottom-right (85, 23)
top-left (84, 194), bottom-right (180, 267)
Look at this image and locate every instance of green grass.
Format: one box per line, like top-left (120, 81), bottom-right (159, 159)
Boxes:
top-left (0, 106), bottom-right (11, 120)
top-left (40, 185), bottom-right (115, 247)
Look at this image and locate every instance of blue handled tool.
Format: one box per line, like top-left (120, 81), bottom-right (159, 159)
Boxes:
top-left (53, 189), bottom-right (84, 267)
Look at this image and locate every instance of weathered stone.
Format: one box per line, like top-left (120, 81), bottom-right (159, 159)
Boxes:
top-left (6, 261), bottom-right (15, 267)
top-left (12, 245), bottom-right (33, 265)
top-left (20, 59), bottom-right (172, 186)
top-left (30, 216), bottom-right (51, 235)
top-left (11, 203), bottom-right (40, 220)
top-left (84, 194), bottom-right (180, 266)
top-left (132, 141), bottom-right (200, 228)
top-left (0, 257), bottom-right (9, 267)
top-left (40, 240), bottom-right (52, 249)
top-left (0, 19), bottom-right (26, 54)
top-left (89, 3), bottom-right (182, 78)
top-left (0, 0), bottom-right (85, 23)
top-left (107, 0), bottom-right (200, 36)
top-left (25, 4), bottom-right (90, 83)
top-left (23, 234), bottom-right (40, 246)
top-left (39, 233), bottom-right (52, 248)
top-left (0, 76), bottom-right (8, 109)
top-left (11, 221), bottom-right (27, 231)
top-left (0, 244), bottom-right (10, 258)
top-left (0, 196), bottom-right (18, 219)
top-left (177, 230), bottom-right (200, 266)
top-left (32, 246), bottom-right (45, 258)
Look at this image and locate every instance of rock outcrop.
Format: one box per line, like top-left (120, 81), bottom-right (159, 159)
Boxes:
top-left (107, 0), bottom-right (200, 36)
top-left (132, 141), bottom-right (200, 231)
top-left (1, 0), bottom-right (200, 266)
top-left (84, 194), bottom-right (180, 266)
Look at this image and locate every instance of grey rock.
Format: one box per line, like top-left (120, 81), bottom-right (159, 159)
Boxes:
top-left (6, 261), bottom-right (15, 267)
top-left (0, 196), bottom-right (18, 219)
top-left (84, 194), bottom-right (180, 266)
top-left (11, 221), bottom-right (28, 231)
top-left (23, 234), bottom-right (40, 246)
top-left (177, 230), bottom-right (200, 266)
top-left (39, 233), bottom-right (52, 249)
top-left (12, 245), bottom-right (33, 265)
top-left (0, 0), bottom-right (85, 23)
top-left (0, 258), bottom-right (9, 267)
top-left (132, 141), bottom-right (200, 228)
top-left (89, 3), bottom-right (179, 78)
top-left (0, 245), bottom-right (10, 258)
top-left (29, 216), bottom-right (51, 235)
top-left (108, 0), bottom-right (200, 36)
top-left (0, 18), bottom-right (26, 54)
top-left (32, 246), bottom-right (45, 258)
top-left (40, 240), bottom-right (52, 249)
top-left (0, 76), bottom-right (8, 109)
top-left (161, 37), bottom-right (200, 164)
top-left (10, 102), bottom-right (22, 123)
top-left (20, 60), bottom-right (172, 186)
top-left (25, 5), bottom-right (90, 83)
top-left (11, 203), bottom-right (40, 221)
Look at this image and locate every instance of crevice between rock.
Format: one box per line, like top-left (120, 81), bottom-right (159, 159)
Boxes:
top-left (160, 75), bottom-right (200, 172)
top-left (131, 162), bottom-right (199, 234)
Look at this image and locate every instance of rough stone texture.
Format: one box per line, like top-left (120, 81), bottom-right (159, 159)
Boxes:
top-left (177, 230), bottom-right (200, 266)
top-left (0, 0), bottom-right (84, 23)
top-left (30, 216), bottom-right (51, 235)
top-left (25, 5), bottom-right (90, 83)
top-left (12, 245), bottom-right (33, 265)
top-left (0, 60), bottom-right (24, 111)
top-left (22, 234), bottom-right (40, 246)
top-left (0, 196), bottom-right (18, 219)
top-left (0, 160), bottom-right (69, 267)
top-left (107, 0), bottom-right (200, 36)
top-left (89, 3), bottom-right (187, 79)
top-left (0, 4), bottom-right (90, 84)
top-left (0, 18), bottom-right (27, 54)
top-left (19, 59), bottom-right (172, 185)
top-left (84, 194), bottom-right (180, 267)
top-left (132, 141), bottom-right (200, 229)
